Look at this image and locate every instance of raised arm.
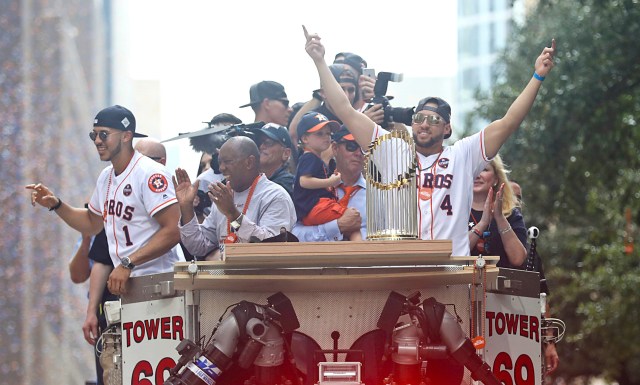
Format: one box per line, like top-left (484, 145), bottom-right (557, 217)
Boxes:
top-left (303, 26), bottom-right (375, 149)
top-left (483, 39), bottom-right (556, 158)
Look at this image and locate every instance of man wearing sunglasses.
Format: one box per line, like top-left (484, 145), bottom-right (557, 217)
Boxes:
top-left (27, 105), bottom-right (183, 294)
top-left (240, 80), bottom-right (293, 128)
top-left (293, 126), bottom-right (366, 241)
top-left (304, 26), bottom-right (556, 255)
top-left (255, 123), bottom-right (295, 196)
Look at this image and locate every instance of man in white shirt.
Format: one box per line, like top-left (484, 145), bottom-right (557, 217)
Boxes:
top-left (303, 26), bottom-right (556, 255)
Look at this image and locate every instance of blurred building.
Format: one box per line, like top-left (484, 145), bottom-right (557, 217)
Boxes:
top-left (455, 0), bottom-right (515, 133)
top-left (0, 0), bottom-right (112, 384)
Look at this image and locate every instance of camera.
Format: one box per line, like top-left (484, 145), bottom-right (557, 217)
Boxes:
top-left (224, 121), bottom-right (264, 141)
top-left (194, 189), bottom-right (212, 216)
top-left (367, 71), bottom-right (415, 129)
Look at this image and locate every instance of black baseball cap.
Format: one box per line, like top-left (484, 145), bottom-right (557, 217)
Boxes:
top-left (257, 123), bottom-right (292, 148)
top-left (329, 64), bottom-right (358, 86)
top-left (239, 81), bottom-right (289, 108)
top-left (415, 96), bottom-right (452, 139)
top-left (93, 105), bottom-right (147, 138)
top-left (334, 52), bottom-right (367, 74)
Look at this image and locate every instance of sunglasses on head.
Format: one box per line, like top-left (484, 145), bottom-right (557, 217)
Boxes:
top-left (89, 131), bottom-right (116, 141)
top-left (412, 114), bottom-right (443, 125)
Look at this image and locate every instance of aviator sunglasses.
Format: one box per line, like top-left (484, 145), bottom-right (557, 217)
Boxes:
top-left (412, 114), bottom-right (443, 125)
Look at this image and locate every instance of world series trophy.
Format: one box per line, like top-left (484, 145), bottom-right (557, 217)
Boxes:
top-left (365, 128), bottom-right (418, 240)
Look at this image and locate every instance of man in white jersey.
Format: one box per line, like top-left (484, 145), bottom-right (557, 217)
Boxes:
top-left (303, 26), bottom-right (555, 256)
top-left (174, 136), bottom-right (296, 259)
top-left (27, 105), bottom-right (183, 294)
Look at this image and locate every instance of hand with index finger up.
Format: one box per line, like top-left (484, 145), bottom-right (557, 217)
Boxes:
top-left (303, 25), bottom-right (325, 63)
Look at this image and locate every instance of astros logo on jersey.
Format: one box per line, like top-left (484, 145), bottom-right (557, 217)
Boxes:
top-left (123, 184), bottom-right (132, 196)
top-left (438, 158), bottom-right (450, 169)
top-left (148, 174), bottom-right (168, 193)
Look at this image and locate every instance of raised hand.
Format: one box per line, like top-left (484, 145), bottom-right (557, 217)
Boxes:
top-left (535, 38), bottom-right (556, 77)
top-left (303, 25), bottom-right (325, 62)
top-left (25, 183), bottom-right (58, 209)
top-left (479, 186), bottom-right (494, 229)
top-left (359, 74), bottom-right (376, 102)
top-left (493, 183), bottom-right (507, 221)
top-left (173, 168), bottom-right (199, 208)
top-left (208, 181), bottom-right (238, 219)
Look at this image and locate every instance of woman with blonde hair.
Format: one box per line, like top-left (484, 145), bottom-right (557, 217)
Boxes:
top-left (468, 155), bottom-right (527, 267)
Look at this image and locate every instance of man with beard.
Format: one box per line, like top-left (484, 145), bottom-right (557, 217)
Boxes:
top-left (27, 105), bottom-right (182, 294)
top-left (304, 26), bottom-right (556, 255)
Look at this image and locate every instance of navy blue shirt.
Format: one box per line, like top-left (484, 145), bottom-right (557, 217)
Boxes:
top-left (293, 152), bottom-right (335, 220)
top-left (469, 207), bottom-right (528, 268)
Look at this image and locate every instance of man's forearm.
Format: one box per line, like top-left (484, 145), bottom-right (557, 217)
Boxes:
top-left (129, 226), bottom-right (180, 266)
top-left (484, 77), bottom-right (543, 158)
top-left (56, 203), bottom-right (104, 235)
top-left (69, 236), bottom-right (92, 283)
top-left (87, 263), bottom-right (112, 315)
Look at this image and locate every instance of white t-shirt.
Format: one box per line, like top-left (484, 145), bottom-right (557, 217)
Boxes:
top-left (88, 151), bottom-right (184, 276)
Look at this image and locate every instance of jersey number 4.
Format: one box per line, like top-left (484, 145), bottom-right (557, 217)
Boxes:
top-left (440, 195), bottom-right (453, 215)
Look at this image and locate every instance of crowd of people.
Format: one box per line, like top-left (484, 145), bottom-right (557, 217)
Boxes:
top-left (26, 27), bottom-right (559, 384)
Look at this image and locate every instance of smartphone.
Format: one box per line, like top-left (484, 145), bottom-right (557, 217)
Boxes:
top-left (362, 68), bottom-right (376, 79)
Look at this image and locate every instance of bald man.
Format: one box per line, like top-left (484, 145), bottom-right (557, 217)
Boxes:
top-left (174, 137), bottom-right (296, 259)
top-left (135, 137), bottom-right (167, 165)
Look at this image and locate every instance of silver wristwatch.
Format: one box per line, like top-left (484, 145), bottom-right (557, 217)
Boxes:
top-left (120, 256), bottom-right (135, 270)
top-left (231, 213), bottom-right (244, 232)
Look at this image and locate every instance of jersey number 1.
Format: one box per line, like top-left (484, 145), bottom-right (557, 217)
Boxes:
top-left (123, 225), bottom-right (134, 246)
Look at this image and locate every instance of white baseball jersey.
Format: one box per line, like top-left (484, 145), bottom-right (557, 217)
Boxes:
top-left (88, 151), bottom-right (184, 276)
top-left (373, 126), bottom-right (490, 256)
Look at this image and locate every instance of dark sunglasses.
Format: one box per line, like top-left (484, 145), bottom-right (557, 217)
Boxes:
top-left (89, 131), bottom-right (116, 141)
top-left (275, 99), bottom-right (289, 108)
top-left (340, 140), bottom-right (362, 153)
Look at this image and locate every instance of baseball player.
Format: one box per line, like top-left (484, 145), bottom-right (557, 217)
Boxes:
top-left (27, 105), bottom-right (182, 295)
top-left (303, 26), bottom-right (555, 255)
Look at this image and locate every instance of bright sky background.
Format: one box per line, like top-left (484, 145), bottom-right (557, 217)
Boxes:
top-left (114, 0), bottom-right (458, 176)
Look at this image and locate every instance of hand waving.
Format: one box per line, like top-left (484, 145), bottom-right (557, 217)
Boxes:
top-left (25, 183), bottom-right (58, 210)
top-left (173, 168), bottom-right (199, 208)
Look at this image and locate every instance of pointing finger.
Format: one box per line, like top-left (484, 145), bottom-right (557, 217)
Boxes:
top-left (302, 25), bottom-right (309, 41)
